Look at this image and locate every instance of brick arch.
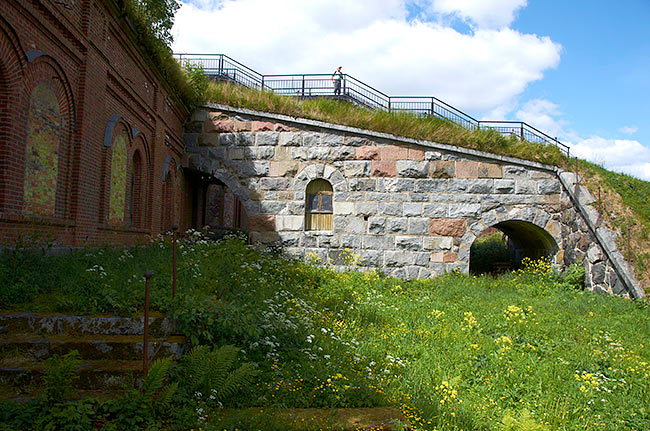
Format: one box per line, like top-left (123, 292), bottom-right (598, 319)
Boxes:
top-left (21, 55), bottom-right (75, 219)
top-left (291, 163), bottom-right (348, 194)
top-left (161, 156), bottom-right (180, 232)
top-left (130, 149), bottom-right (145, 229)
top-left (129, 133), bottom-right (150, 229)
top-left (100, 117), bottom-right (131, 224)
top-left (460, 206), bottom-right (563, 267)
top-left (193, 158), bottom-right (256, 217)
top-left (0, 18), bottom-right (25, 213)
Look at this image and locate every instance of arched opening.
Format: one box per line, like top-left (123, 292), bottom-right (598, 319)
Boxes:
top-left (0, 63), bottom-right (9, 212)
top-left (469, 220), bottom-right (559, 275)
top-left (24, 81), bottom-right (63, 217)
top-left (108, 130), bottom-right (128, 225)
top-left (305, 179), bottom-right (333, 231)
top-left (185, 169), bottom-right (248, 235)
top-left (130, 150), bottom-right (143, 228)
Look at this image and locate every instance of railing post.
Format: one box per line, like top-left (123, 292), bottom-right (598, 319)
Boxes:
top-left (172, 223), bottom-right (178, 299)
top-left (520, 124), bottom-right (524, 141)
top-left (261, 76), bottom-right (265, 90)
top-left (388, 98), bottom-right (391, 113)
top-left (431, 98), bottom-right (435, 117)
top-left (143, 271), bottom-right (153, 377)
top-left (301, 75), bottom-right (305, 98)
top-left (218, 55), bottom-right (223, 77)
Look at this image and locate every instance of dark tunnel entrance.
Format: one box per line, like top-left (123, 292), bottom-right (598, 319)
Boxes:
top-left (186, 170), bottom-right (248, 235)
top-left (469, 220), bottom-right (559, 275)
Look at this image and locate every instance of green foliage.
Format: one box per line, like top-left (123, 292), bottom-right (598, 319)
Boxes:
top-left (178, 345), bottom-right (258, 404)
top-left (563, 262), bottom-right (585, 289)
top-left (3, 236), bottom-right (650, 429)
top-left (102, 356), bottom-right (177, 429)
top-left (110, 0), bottom-right (197, 110)
top-left (204, 80), bottom-right (571, 169)
top-left (184, 62), bottom-right (210, 104)
top-left (35, 399), bottom-right (97, 431)
top-left (470, 232), bottom-right (515, 274)
top-left (0, 234), bottom-right (55, 307)
top-left (43, 350), bottom-right (81, 404)
top-left (130, 0), bottom-right (180, 47)
top-left (0, 400), bottom-right (43, 430)
top-left (501, 409), bottom-right (550, 431)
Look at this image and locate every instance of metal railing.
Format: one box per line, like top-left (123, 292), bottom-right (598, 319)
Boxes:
top-left (175, 53), bottom-right (570, 157)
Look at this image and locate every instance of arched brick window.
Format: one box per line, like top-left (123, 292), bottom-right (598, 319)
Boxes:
top-left (0, 21), bottom-right (27, 214)
top-left (130, 149), bottom-right (144, 228)
top-left (108, 130), bottom-right (128, 225)
top-left (24, 81), bottom-right (62, 216)
top-left (305, 179), bottom-right (333, 231)
top-left (21, 53), bottom-right (74, 220)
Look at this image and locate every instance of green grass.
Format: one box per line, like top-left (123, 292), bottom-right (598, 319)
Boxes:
top-left (204, 81), bottom-right (569, 168)
top-left (2, 235), bottom-right (649, 430)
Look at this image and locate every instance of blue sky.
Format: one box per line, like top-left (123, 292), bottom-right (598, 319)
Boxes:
top-left (173, 0), bottom-right (650, 180)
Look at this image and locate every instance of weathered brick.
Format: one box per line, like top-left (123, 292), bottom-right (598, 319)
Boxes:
top-left (356, 146), bottom-right (381, 160)
top-left (371, 161), bottom-right (396, 177)
top-left (429, 218), bottom-right (467, 236)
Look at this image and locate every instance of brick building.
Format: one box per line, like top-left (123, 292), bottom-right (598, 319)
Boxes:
top-left (0, 0), bottom-right (195, 246)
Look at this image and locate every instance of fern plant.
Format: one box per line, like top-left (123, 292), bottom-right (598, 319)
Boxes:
top-left (178, 345), bottom-right (257, 405)
top-left (43, 350), bottom-right (81, 404)
top-left (101, 356), bottom-right (177, 429)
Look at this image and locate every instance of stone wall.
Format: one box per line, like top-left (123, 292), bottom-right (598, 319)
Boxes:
top-left (185, 104), bottom-right (644, 299)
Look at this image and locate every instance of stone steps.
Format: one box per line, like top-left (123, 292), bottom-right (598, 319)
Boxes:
top-left (0, 359), bottom-right (144, 389)
top-left (0, 311), bottom-right (176, 337)
top-left (0, 333), bottom-right (184, 361)
top-left (0, 312), bottom-right (185, 397)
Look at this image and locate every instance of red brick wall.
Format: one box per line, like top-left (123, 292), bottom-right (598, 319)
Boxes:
top-left (0, 0), bottom-right (189, 246)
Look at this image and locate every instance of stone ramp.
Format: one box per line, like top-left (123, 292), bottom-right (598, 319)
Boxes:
top-left (0, 312), bottom-right (184, 400)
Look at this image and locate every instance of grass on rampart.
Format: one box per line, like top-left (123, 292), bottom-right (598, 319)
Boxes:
top-left (2, 235), bottom-right (650, 430)
top-left (204, 81), bottom-right (570, 168)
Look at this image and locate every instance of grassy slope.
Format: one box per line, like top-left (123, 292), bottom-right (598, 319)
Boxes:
top-left (2, 238), bottom-right (649, 430)
top-left (203, 81), bottom-right (650, 289)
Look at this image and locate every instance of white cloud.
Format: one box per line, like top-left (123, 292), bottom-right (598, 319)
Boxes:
top-left (172, 1), bottom-right (650, 181)
top-left (515, 100), bottom-right (650, 180)
top-left (515, 99), bottom-right (565, 139)
top-left (571, 137), bottom-right (650, 181)
top-left (431, 0), bottom-right (527, 29)
top-left (619, 126), bottom-right (638, 135)
top-left (172, 0), bottom-right (560, 113)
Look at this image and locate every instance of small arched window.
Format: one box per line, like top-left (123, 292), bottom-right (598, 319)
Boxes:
top-left (305, 179), bottom-right (333, 231)
top-left (24, 81), bottom-right (62, 216)
top-left (129, 150), bottom-right (143, 228)
top-left (108, 131), bottom-right (127, 225)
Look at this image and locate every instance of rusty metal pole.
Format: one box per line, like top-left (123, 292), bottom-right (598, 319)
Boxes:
top-left (172, 223), bottom-right (178, 299)
top-left (143, 271), bottom-right (152, 377)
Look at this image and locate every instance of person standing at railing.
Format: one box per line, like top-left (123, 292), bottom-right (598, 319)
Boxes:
top-left (332, 66), bottom-right (343, 96)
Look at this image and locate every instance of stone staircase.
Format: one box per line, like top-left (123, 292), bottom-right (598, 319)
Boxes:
top-left (0, 312), bottom-right (185, 400)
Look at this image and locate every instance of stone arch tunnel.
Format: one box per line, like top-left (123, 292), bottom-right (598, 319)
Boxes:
top-left (183, 104), bottom-right (644, 298)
